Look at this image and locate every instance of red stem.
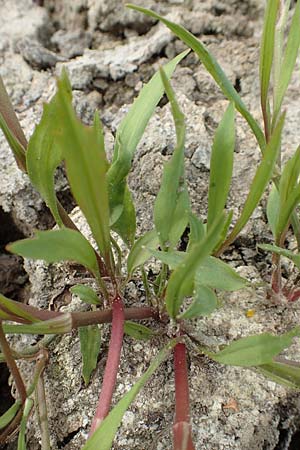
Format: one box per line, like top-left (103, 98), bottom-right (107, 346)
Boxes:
top-left (173, 342), bottom-right (195, 450)
top-left (89, 295), bottom-right (125, 434)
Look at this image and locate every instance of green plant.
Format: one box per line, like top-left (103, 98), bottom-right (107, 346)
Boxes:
top-left (1, 2), bottom-right (300, 449)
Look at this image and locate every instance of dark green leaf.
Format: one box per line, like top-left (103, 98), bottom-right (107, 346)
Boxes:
top-left (126, 4), bottom-right (265, 151)
top-left (107, 51), bottom-right (189, 246)
top-left (208, 327), bottom-right (300, 367)
top-left (8, 229), bottom-right (99, 278)
top-left (55, 70), bottom-right (112, 268)
top-left (79, 325), bottom-right (101, 385)
top-left (165, 214), bottom-right (225, 318)
top-left (81, 339), bottom-right (177, 450)
top-left (127, 229), bottom-right (159, 275)
top-left (207, 103), bottom-right (235, 230)
top-left (0, 401), bottom-right (21, 430)
top-left (124, 321), bottom-right (155, 340)
top-left (154, 67), bottom-right (189, 248)
top-left (180, 284), bottom-right (217, 319)
top-left (70, 285), bottom-right (101, 305)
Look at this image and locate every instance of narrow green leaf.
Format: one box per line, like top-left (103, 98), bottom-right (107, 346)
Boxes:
top-left (208, 327), bottom-right (300, 367)
top-left (0, 401), bottom-right (21, 430)
top-left (8, 229), bottom-right (99, 278)
top-left (93, 111), bottom-right (109, 171)
top-left (168, 186), bottom-right (190, 248)
top-left (127, 229), bottom-right (159, 275)
top-left (275, 147), bottom-right (300, 239)
top-left (70, 285), bottom-right (101, 305)
top-left (259, 244), bottom-right (300, 269)
top-left (194, 257), bottom-right (248, 291)
top-left (274, 0), bottom-right (300, 122)
top-left (154, 67), bottom-right (189, 248)
top-left (257, 359), bottom-right (300, 389)
top-left (55, 70), bottom-right (111, 267)
top-left (3, 313), bottom-right (73, 335)
top-left (259, 0), bottom-right (280, 118)
top-left (0, 293), bottom-right (40, 324)
top-left (79, 325), bottom-right (101, 385)
top-left (207, 103), bottom-right (235, 230)
top-left (0, 112), bottom-right (26, 171)
top-left (26, 100), bottom-right (64, 226)
top-left (124, 321), bottom-right (155, 340)
top-left (126, 4), bottom-right (265, 151)
top-left (222, 112), bottom-right (285, 249)
top-left (266, 184), bottom-right (280, 237)
top-left (180, 284), bottom-right (217, 319)
top-left (0, 75), bottom-right (27, 170)
top-left (17, 398), bottom-right (33, 450)
top-left (165, 214), bottom-right (225, 318)
top-left (187, 214), bottom-right (205, 251)
top-left (107, 50), bottom-right (189, 246)
top-left (82, 339), bottom-right (177, 450)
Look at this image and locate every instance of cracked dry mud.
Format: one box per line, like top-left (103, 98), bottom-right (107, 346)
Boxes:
top-left (1, 1), bottom-right (300, 449)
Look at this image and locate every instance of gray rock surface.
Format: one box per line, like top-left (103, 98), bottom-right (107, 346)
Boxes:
top-left (1, 1), bottom-right (300, 449)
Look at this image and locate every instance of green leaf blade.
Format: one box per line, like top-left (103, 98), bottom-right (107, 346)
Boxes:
top-left (126, 4), bottom-right (265, 151)
top-left (207, 103), bottom-right (235, 230)
top-left (127, 229), bottom-right (159, 275)
top-left (79, 325), bottom-right (101, 385)
top-left (70, 285), bottom-right (101, 305)
top-left (180, 284), bottom-right (218, 319)
top-left (8, 229), bottom-right (99, 277)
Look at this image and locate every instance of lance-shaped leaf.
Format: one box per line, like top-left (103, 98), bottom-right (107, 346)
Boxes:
top-left (219, 112), bottom-right (285, 252)
top-left (26, 98), bottom-right (66, 226)
top-left (17, 398), bottom-right (33, 450)
top-left (150, 250), bottom-right (248, 292)
top-left (79, 325), bottom-right (101, 385)
top-left (3, 313), bottom-right (73, 335)
top-left (8, 229), bottom-right (99, 278)
top-left (266, 184), bottom-right (280, 238)
top-left (274, 147), bottom-right (300, 240)
top-left (208, 327), bottom-right (300, 367)
top-left (0, 401), bottom-right (21, 430)
top-left (259, 0), bottom-right (280, 126)
top-left (207, 103), bottom-right (235, 230)
top-left (82, 339), bottom-right (177, 450)
top-left (126, 4), bottom-right (265, 152)
top-left (107, 50), bottom-right (189, 246)
top-left (127, 229), bottom-right (159, 275)
top-left (54, 70), bottom-right (112, 268)
top-left (70, 285), bottom-right (101, 305)
top-left (257, 359), bottom-right (300, 389)
top-left (165, 214), bottom-right (225, 318)
top-left (179, 284), bottom-right (218, 319)
top-left (273, 0), bottom-right (300, 124)
top-left (0, 293), bottom-right (40, 324)
top-left (187, 214), bottom-right (205, 251)
top-left (0, 75), bottom-right (27, 171)
top-left (154, 67), bottom-right (190, 248)
top-left (124, 321), bottom-right (155, 341)
top-left (259, 244), bottom-right (300, 269)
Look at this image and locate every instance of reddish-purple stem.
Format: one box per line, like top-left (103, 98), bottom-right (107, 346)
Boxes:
top-left (89, 295), bottom-right (125, 434)
top-left (173, 342), bottom-right (195, 450)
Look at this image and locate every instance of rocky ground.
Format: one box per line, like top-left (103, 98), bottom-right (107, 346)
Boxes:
top-left (1, 0), bottom-right (300, 449)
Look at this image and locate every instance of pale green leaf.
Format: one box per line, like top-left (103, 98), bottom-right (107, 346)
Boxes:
top-left (107, 51), bottom-right (189, 246)
top-left (257, 359), bottom-right (300, 389)
top-left (266, 184), bottom-right (280, 237)
top-left (70, 285), bottom-right (101, 305)
top-left (207, 103), bottom-right (235, 230)
top-left (126, 4), bottom-right (265, 151)
top-left (0, 112), bottom-right (26, 171)
top-left (127, 229), bottom-right (159, 275)
top-left (3, 314), bottom-right (72, 335)
top-left (154, 67), bottom-right (189, 248)
top-left (55, 70), bottom-right (112, 268)
top-left (124, 321), bottom-right (155, 340)
top-left (208, 327), bottom-right (300, 367)
top-left (82, 340), bottom-right (177, 450)
top-left (79, 325), bottom-right (101, 385)
top-left (17, 398), bottom-right (33, 450)
top-left (0, 293), bottom-right (40, 324)
top-left (187, 213), bottom-right (205, 251)
top-left (180, 284), bottom-right (217, 319)
top-left (8, 229), bottom-right (99, 278)
top-left (259, 244), bottom-right (300, 269)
